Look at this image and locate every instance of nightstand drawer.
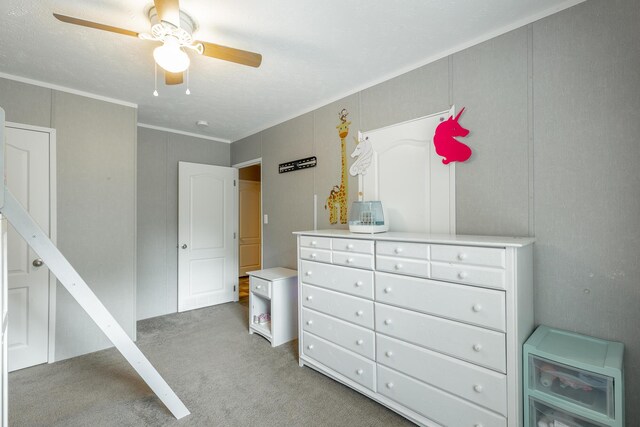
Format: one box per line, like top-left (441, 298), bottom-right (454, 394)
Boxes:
top-left (375, 303), bottom-right (506, 373)
top-left (377, 366), bottom-right (506, 427)
top-left (250, 276), bottom-right (271, 299)
top-left (377, 334), bottom-right (507, 415)
top-left (300, 247), bottom-right (332, 263)
top-left (376, 255), bottom-right (429, 278)
top-left (303, 332), bottom-right (376, 391)
top-left (375, 272), bottom-right (506, 331)
top-left (332, 251), bottom-right (374, 270)
top-left (376, 241), bottom-right (429, 260)
top-left (302, 284), bottom-right (374, 329)
top-left (431, 262), bottom-right (506, 290)
top-left (431, 244), bottom-right (505, 268)
top-left (302, 308), bottom-right (375, 360)
top-left (332, 238), bottom-right (374, 254)
top-left (300, 260), bottom-right (374, 299)
top-left (300, 235), bottom-right (331, 250)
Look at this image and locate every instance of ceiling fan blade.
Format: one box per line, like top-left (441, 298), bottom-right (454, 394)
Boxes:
top-left (53, 13), bottom-right (139, 38)
top-left (165, 71), bottom-right (184, 85)
top-left (154, 0), bottom-right (181, 28)
top-left (198, 41), bottom-right (262, 68)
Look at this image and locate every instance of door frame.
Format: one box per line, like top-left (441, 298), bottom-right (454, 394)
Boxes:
top-left (232, 158), bottom-right (263, 276)
top-left (5, 121), bottom-right (57, 364)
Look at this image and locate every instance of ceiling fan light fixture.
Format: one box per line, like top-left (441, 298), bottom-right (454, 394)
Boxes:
top-left (153, 39), bottom-right (190, 73)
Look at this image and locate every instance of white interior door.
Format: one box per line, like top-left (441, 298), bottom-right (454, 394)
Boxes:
top-left (178, 162), bottom-right (237, 312)
top-left (361, 108), bottom-right (456, 233)
top-left (238, 180), bottom-right (261, 276)
top-left (5, 125), bottom-right (51, 371)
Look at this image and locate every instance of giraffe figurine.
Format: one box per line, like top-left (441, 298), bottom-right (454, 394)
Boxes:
top-left (325, 109), bottom-right (351, 224)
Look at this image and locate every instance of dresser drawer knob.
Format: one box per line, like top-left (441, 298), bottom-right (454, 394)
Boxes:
top-left (384, 319), bottom-right (392, 325)
top-left (474, 424), bottom-right (483, 427)
top-left (385, 351), bottom-right (393, 357)
top-left (394, 264), bottom-right (403, 270)
top-left (457, 252), bottom-right (468, 260)
top-left (310, 240), bottom-right (317, 246)
top-left (347, 243), bottom-right (354, 249)
top-left (473, 384), bottom-right (483, 393)
top-left (306, 320), bottom-right (313, 326)
top-left (307, 344), bottom-right (314, 350)
top-left (256, 285), bottom-right (262, 289)
top-left (305, 271), bottom-right (312, 276)
top-left (356, 310), bottom-right (364, 317)
top-left (394, 247), bottom-right (403, 254)
top-left (306, 296), bottom-right (313, 301)
top-left (383, 287), bottom-right (392, 294)
top-left (346, 258), bottom-right (354, 264)
top-left (356, 369), bottom-right (364, 375)
top-left (472, 343), bottom-right (482, 352)
top-left (356, 339), bottom-right (364, 345)
top-left (310, 253), bottom-right (317, 259)
top-left (386, 382), bottom-right (394, 389)
top-left (458, 271), bottom-right (468, 279)
top-left (472, 304), bottom-right (482, 312)
top-left (355, 281), bottom-right (363, 287)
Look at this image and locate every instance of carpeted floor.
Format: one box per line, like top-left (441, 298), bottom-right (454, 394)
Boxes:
top-left (8, 299), bottom-right (412, 426)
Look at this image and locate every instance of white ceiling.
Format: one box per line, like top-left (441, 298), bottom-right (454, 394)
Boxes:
top-left (0, 0), bottom-right (583, 142)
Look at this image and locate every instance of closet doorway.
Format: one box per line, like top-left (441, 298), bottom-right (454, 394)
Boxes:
top-left (234, 160), bottom-right (262, 302)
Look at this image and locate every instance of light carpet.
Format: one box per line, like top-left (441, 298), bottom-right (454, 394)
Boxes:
top-left (8, 300), bottom-right (412, 426)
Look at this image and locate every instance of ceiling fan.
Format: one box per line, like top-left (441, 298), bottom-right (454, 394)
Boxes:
top-left (53, 0), bottom-right (262, 86)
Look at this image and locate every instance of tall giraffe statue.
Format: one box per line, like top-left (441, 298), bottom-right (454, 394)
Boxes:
top-left (325, 109), bottom-right (351, 224)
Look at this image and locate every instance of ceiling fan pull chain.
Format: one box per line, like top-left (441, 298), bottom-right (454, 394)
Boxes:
top-left (153, 62), bottom-right (159, 97)
top-left (185, 68), bottom-right (190, 95)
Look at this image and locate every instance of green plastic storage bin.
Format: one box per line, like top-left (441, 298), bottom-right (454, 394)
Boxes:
top-left (523, 326), bottom-right (624, 427)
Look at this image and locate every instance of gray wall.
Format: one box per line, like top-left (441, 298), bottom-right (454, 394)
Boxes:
top-left (136, 127), bottom-right (230, 320)
top-left (231, 0), bottom-right (640, 421)
top-left (0, 78), bottom-right (137, 361)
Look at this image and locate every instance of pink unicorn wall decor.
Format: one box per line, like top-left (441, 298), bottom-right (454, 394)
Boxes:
top-left (433, 107), bottom-right (471, 164)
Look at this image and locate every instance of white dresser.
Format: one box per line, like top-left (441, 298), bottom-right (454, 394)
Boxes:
top-left (294, 230), bottom-right (534, 427)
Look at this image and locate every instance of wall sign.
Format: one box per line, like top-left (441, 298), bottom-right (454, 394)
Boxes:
top-left (278, 156), bottom-right (317, 173)
top-left (433, 107), bottom-right (472, 164)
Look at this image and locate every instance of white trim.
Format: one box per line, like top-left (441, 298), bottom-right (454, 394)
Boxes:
top-left (231, 0), bottom-right (587, 142)
top-left (5, 122), bottom-right (58, 364)
top-left (232, 157), bottom-right (262, 169)
top-left (0, 72), bottom-right (137, 109)
top-left (137, 123), bottom-right (231, 143)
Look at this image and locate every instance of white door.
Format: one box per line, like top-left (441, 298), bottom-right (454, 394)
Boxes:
top-left (361, 108), bottom-right (456, 233)
top-left (5, 125), bottom-right (51, 371)
top-left (178, 162), bottom-right (237, 312)
top-left (238, 180), bottom-right (261, 276)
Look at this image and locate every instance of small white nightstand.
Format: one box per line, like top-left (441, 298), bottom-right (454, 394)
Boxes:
top-left (247, 267), bottom-right (298, 347)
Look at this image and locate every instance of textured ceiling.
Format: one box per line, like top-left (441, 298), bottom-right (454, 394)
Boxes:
top-left (0, 0), bottom-right (583, 142)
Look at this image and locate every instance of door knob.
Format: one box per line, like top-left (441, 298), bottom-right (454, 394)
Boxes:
top-left (181, 244), bottom-right (187, 249)
top-left (32, 258), bottom-right (44, 267)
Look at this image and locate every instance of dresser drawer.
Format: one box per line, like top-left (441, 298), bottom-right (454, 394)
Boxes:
top-left (375, 303), bottom-right (506, 372)
top-left (375, 272), bottom-right (506, 331)
top-left (332, 251), bottom-right (374, 270)
top-left (376, 255), bottom-right (429, 278)
top-left (376, 241), bottom-right (429, 259)
top-left (377, 334), bottom-right (507, 415)
top-left (250, 276), bottom-right (271, 299)
top-left (302, 284), bottom-right (374, 329)
top-left (300, 261), bottom-right (374, 299)
top-left (332, 238), bottom-right (374, 254)
top-left (431, 244), bottom-right (505, 268)
top-left (300, 247), bottom-right (332, 264)
top-left (302, 308), bottom-right (375, 360)
top-left (300, 235), bottom-right (331, 250)
top-left (377, 366), bottom-right (506, 427)
top-left (431, 262), bottom-right (506, 290)
top-left (303, 332), bottom-right (376, 391)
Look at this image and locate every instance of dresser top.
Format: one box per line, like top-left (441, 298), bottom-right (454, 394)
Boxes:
top-left (247, 267), bottom-right (298, 281)
top-left (293, 229), bottom-right (535, 248)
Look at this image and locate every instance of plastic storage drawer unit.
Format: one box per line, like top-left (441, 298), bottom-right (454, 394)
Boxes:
top-left (523, 326), bottom-right (624, 427)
